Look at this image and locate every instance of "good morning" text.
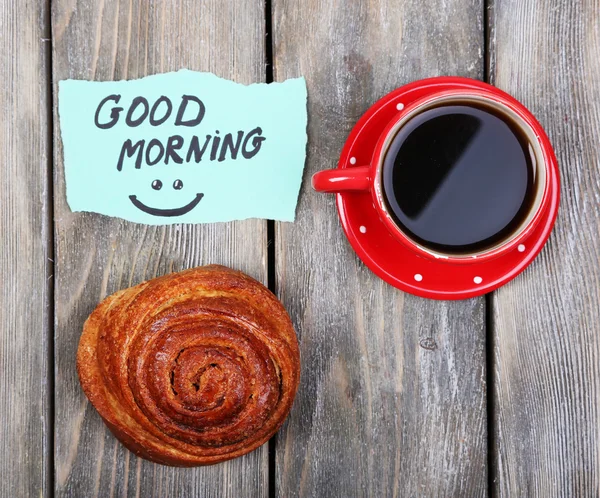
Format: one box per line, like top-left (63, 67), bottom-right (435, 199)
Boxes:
top-left (93, 94), bottom-right (267, 171)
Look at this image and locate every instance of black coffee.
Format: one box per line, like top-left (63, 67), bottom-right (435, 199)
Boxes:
top-left (382, 103), bottom-right (535, 254)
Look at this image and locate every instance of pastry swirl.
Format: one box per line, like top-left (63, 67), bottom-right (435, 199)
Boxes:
top-left (77, 265), bottom-right (300, 466)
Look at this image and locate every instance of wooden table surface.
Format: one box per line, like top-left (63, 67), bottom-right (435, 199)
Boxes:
top-left (1, 0), bottom-right (599, 496)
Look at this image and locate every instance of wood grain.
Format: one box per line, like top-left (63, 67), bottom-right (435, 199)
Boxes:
top-left (0, 0), bottom-right (51, 497)
top-left (272, 0), bottom-right (488, 496)
top-left (490, 0), bottom-right (600, 495)
top-left (52, 1), bottom-right (268, 496)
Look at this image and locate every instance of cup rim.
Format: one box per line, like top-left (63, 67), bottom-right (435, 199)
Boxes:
top-left (370, 88), bottom-right (551, 264)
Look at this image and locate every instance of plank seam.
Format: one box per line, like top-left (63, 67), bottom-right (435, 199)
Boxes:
top-left (265, 0), bottom-right (277, 497)
top-left (45, 0), bottom-right (56, 496)
top-left (484, 2), bottom-right (496, 496)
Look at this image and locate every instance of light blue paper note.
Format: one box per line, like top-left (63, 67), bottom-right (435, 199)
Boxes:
top-left (58, 70), bottom-right (307, 224)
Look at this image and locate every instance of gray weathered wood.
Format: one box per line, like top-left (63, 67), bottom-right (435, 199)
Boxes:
top-left (0, 1), bottom-right (51, 497)
top-left (0, 1), bottom-right (52, 498)
top-left (52, 1), bottom-right (268, 496)
top-left (273, 1), bottom-right (488, 496)
top-left (490, 1), bottom-right (600, 495)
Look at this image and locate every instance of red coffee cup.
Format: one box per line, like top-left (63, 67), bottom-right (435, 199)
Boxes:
top-left (312, 84), bottom-right (556, 265)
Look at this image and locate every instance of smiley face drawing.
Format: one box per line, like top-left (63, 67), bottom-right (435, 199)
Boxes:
top-left (129, 179), bottom-right (204, 217)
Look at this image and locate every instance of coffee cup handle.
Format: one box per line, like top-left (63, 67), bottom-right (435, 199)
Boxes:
top-left (311, 166), bottom-right (371, 193)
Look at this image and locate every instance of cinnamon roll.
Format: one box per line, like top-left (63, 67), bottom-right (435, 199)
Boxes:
top-left (77, 265), bottom-right (300, 466)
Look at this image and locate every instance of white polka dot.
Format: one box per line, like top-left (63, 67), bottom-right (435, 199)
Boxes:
top-left (396, 102), bottom-right (405, 110)
top-left (518, 244), bottom-right (526, 252)
top-left (414, 274), bottom-right (423, 282)
top-left (349, 157), bottom-right (357, 165)
top-left (359, 225), bottom-right (367, 234)
top-left (473, 276), bottom-right (483, 284)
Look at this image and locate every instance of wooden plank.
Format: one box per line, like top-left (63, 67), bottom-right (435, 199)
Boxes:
top-left (272, 1), bottom-right (487, 496)
top-left (52, 1), bottom-right (268, 496)
top-left (0, 0), bottom-right (51, 496)
top-left (490, 1), bottom-right (600, 495)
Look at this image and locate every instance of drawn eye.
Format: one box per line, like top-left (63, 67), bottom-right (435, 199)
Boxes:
top-left (173, 179), bottom-right (184, 190)
top-left (151, 179), bottom-right (163, 190)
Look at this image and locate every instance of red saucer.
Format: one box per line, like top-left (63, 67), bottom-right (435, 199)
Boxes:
top-left (335, 77), bottom-right (560, 300)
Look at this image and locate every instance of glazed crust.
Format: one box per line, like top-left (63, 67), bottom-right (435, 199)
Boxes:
top-left (77, 265), bottom-right (300, 466)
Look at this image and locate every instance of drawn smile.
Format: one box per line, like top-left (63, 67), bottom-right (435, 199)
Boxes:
top-left (129, 193), bottom-right (204, 217)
